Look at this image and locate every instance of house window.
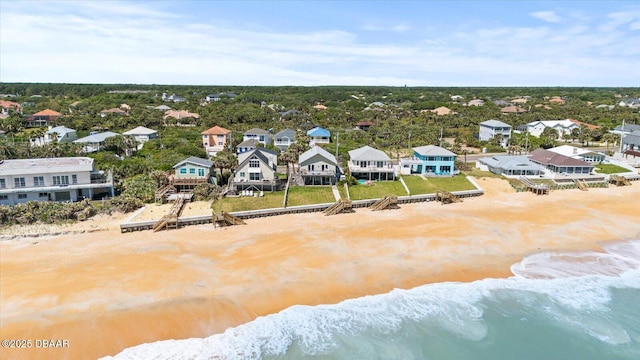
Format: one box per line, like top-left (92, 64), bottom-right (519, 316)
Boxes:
top-left (376, 161), bottom-right (384, 168)
top-left (0, 195), bottom-right (7, 200)
top-left (0, 179), bottom-right (6, 189)
top-left (39, 192), bottom-right (48, 198)
top-left (53, 176), bottom-right (69, 185)
top-left (321, 164), bottom-right (328, 171)
top-left (180, 168), bottom-right (187, 174)
top-left (249, 159), bottom-right (260, 168)
top-left (239, 172), bottom-right (245, 178)
top-left (72, 175), bottom-right (78, 184)
top-left (18, 194), bottom-right (27, 199)
top-left (218, 141), bottom-right (223, 146)
top-left (14, 177), bottom-right (26, 188)
top-left (34, 176), bottom-right (45, 187)
top-left (427, 156), bottom-right (436, 161)
top-left (308, 164), bottom-right (315, 171)
top-left (198, 168), bottom-right (205, 177)
top-left (189, 168), bottom-right (196, 174)
top-left (250, 172), bottom-right (260, 181)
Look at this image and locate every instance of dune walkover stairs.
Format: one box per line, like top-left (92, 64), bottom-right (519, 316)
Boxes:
top-left (435, 191), bottom-right (462, 205)
top-left (213, 211), bottom-right (246, 227)
top-left (323, 199), bottom-right (354, 216)
top-left (574, 179), bottom-right (589, 191)
top-left (609, 175), bottom-right (632, 187)
top-left (152, 195), bottom-right (188, 232)
top-left (519, 176), bottom-right (549, 195)
top-left (370, 195), bottom-right (400, 211)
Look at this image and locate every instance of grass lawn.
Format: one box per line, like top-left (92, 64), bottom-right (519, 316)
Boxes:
top-left (212, 191), bottom-right (284, 213)
top-left (286, 186), bottom-right (336, 206)
top-left (462, 168), bottom-right (504, 179)
top-left (348, 180), bottom-right (408, 200)
top-left (402, 175), bottom-right (477, 195)
top-left (595, 163), bottom-right (629, 174)
top-left (338, 183), bottom-right (349, 200)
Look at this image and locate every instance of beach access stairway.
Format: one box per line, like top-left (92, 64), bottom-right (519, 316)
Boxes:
top-left (519, 176), bottom-right (549, 195)
top-left (155, 184), bottom-right (176, 202)
top-left (609, 175), bottom-right (632, 186)
top-left (323, 199), bottom-right (354, 216)
top-left (574, 179), bottom-right (588, 191)
top-left (370, 195), bottom-right (399, 211)
top-left (213, 211), bottom-right (246, 227)
top-left (152, 195), bottom-right (188, 232)
top-left (435, 190), bottom-right (462, 204)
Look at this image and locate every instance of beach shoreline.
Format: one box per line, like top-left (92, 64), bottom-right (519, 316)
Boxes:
top-left (1, 177), bottom-right (639, 360)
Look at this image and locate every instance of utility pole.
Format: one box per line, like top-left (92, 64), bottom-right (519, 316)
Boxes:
top-left (335, 132), bottom-right (339, 157)
top-left (439, 127), bottom-right (443, 147)
top-left (619, 119), bottom-right (625, 153)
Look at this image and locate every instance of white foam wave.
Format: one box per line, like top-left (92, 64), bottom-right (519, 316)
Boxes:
top-left (105, 241), bottom-right (640, 360)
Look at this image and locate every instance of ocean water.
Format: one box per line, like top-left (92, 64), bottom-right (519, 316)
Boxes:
top-left (107, 240), bottom-right (640, 360)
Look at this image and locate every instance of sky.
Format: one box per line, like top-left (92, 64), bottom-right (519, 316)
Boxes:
top-left (1, 0), bottom-right (639, 87)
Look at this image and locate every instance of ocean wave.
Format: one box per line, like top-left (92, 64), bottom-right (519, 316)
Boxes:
top-left (105, 240), bottom-right (640, 360)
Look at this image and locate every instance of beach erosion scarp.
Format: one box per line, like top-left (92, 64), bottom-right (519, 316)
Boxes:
top-left (1, 178), bottom-right (639, 360)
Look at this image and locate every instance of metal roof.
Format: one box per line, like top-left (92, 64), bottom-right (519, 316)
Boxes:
top-left (173, 156), bottom-right (214, 169)
top-left (73, 131), bottom-right (120, 143)
top-left (122, 126), bottom-right (157, 136)
top-left (412, 145), bottom-right (456, 157)
top-left (299, 145), bottom-right (337, 165)
top-left (0, 157), bottom-right (94, 176)
top-left (348, 145), bottom-right (390, 161)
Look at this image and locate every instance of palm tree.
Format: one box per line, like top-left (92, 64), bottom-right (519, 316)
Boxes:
top-left (602, 132), bottom-right (617, 151)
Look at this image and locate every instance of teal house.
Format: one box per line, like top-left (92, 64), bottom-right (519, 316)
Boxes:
top-left (172, 156), bottom-right (216, 191)
top-left (400, 145), bottom-right (457, 176)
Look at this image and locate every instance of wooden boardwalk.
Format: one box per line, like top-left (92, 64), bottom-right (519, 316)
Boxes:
top-left (519, 176), bottom-right (549, 195)
top-left (370, 195), bottom-right (399, 211)
top-left (152, 195), bottom-right (187, 232)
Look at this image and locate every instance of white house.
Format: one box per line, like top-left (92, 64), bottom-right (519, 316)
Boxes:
top-left (306, 127), bottom-right (330, 146)
top-left (243, 128), bottom-right (272, 146)
top-left (233, 148), bottom-right (279, 191)
top-left (522, 120), bottom-right (580, 138)
top-left (547, 145), bottom-right (605, 164)
top-left (299, 146), bottom-right (340, 185)
top-left (348, 145), bottom-right (396, 181)
top-left (274, 128), bottom-right (296, 152)
top-left (479, 120), bottom-right (512, 146)
top-left (46, 126), bottom-right (78, 143)
top-left (0, 157), bottom-right (114, 205)
top-left (73, 131), bottom-right (120, 153)
top-left (122, 126), bottom-right (158, 145)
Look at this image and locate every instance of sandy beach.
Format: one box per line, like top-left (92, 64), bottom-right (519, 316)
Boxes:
top-left (1, 177), bottom-right (639, 360)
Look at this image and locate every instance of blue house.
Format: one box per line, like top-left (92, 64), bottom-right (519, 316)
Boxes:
top-left (400, 145), bottom-right (457, 176)
top-left (306, 127), bottom-right (330, 145)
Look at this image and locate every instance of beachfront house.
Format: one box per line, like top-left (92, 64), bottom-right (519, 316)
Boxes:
top-left (611, 123), bottom-right (640, 137)
top-left (547, 145), bottom-right (605, 164)
top-left (479, 120), bottom-right (512, 146)
top-left (399, 145), bottom-right (457, 176)
top-left (233, 148), bottom-right (279, 191)
top-left (172, 156), bottom-right (216, 191)
top-left (73, 131), bottom-right (120, 153)
top-left (45, 126), bottom-right (77, 143)
top-left (529, 148), bottom-right (594, 176)
top-left (348, 145), bottom-right (396, 181)
top-left (476, 155), bottom-right (545, 177)
top-left (122, 126), bottom-right (158, 145)
top-left (201, 125), bottom-right (231, 157)
top-left (306, 127), bottom-right (330, 146)
top-left (0, 157), bottom-right (114, 205)
top-left (243, 128), bottom-right (272, 147)
top-left (622, 130), bottom-right (640, 152)
top-left (273, 128), bottom-right (296, 152)
top-left (299, 146), bottom-right (340, 185)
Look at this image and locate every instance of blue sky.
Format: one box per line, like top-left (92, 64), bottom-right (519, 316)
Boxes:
top-left (1, 1), bottom-right (639, 86)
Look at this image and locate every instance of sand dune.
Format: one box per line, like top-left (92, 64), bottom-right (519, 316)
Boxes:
top-left (1, 178), bottom-right (639, 360)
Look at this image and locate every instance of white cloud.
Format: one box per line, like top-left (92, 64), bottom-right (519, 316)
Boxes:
top-left (531, 11), bottom-right (561, 23)
top-left (1, 1), bottom-right (638, 86)
top-left (362, 23), bottom-right (410, 32)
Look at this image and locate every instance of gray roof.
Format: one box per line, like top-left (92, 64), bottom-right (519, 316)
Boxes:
top-left (0, 157), bottom-right (94, 176)
top-left (236, 148), bottom-right (276, 171)
top-left (348, 145), bottom-right (390, 161)
top-left (613, 124), bottom-right (640, 132)
top-left (47, 126), bottom-right (76, 135)
top-left (173, 156), bottom-right (214, 169)
top-left (413, 145), bottom-right (456, 157)
top-left (237, 138), bottom-right (260, 147)
top-left (274, 128), bottom-right (296, 139)
top-left (73, 131), bottom-right (120, 143)
top-left (479, 155), bottom-right (544, 172)
top-left (244, 128), bottom-right (270, 135)
top-left (122, 126), bottom-right (157, 136)
top-left (299, 145), bottom-right (337, 165)
top-left (623, 130), bottom-right (640, 146)
top-left (480, 119), bottom-right (511, 128)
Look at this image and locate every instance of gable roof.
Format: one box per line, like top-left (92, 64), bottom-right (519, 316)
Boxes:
top-left (201, 125), bottom-right (231, 135)
top-left (73, 131), bottom-right (120, 143)
top-left (100, 108), bottom-right (127, 115)
top-left (500, 106), bottom-right (526, 114)
top-left (527, 119), bottom-right (577, 129)
top-left (237, 138), bottom-right (260, 147)
top-left (413, 145), bottom-right (456, 157)
top-left (547, 145), bottom-right (599, 158)
top-left (480, 119), bottom-right (511, 128)
top-left (569, 119), bottom-right (599, 130)
top-left (349, 145), bottom-right (390, 161)
top-left (623, 130), bottom-right (640, 146)
top-left (529, 148), bottom-right (591, 167)
top-left (274, 128), bottom-right (296, 138)
top-left (479, 155), bottom-right (544, 172)
top-left (122, 126), bottom-right (157, 136)
top-left (613, 123), bottom-right (640, 132)
top-left (307, 127), bottom-right (330, 137)
top-left (236, 148), bottom-right (277, 171)
top-left (430, 106), bottom-right (455, 115)
top-left (299, 145), bottom-right (337, 165)
top-left (163, 110), bottom-right (200, 119)
top-left (173, 156), bottom-right (214, 169)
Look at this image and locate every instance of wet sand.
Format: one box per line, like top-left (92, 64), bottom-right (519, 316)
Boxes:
top-left (1, 178), bottom-right (639, 360)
